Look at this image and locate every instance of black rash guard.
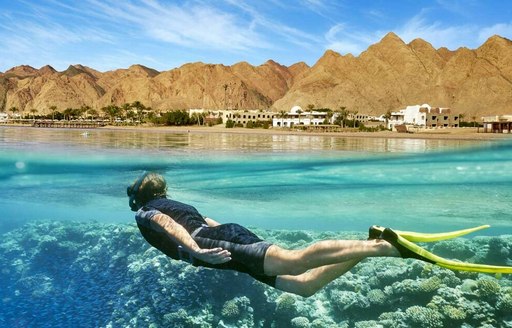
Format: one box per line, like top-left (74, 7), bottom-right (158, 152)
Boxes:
top-left (135, 197), bottom-right (276, 287)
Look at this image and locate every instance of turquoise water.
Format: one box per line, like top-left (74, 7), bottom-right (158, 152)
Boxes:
top-left (1, 127), bottom-right (511, 234)
top-left (2, 126), bottom-right (512, 328)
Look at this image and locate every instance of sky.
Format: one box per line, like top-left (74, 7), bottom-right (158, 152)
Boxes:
top-left (1, 0), bottom-right (512, 73)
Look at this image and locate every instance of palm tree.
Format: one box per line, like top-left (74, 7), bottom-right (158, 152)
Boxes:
top-left (383, 110), bottom-right (392, 129)
top-left (471, 116), bottom-right (477, 127)
top-left (296, 109), bottom-right (303, 125)
top-left (279, 110), bottom-right (287, 127)
top-left (63, 108), bottom-right (74, 121)
top-left (88, 109), bottom-right (99, 120)
top-left (9, 106), bottom-right (19, 119)
top-left (352, 110), bottom-right (359, 128)
top-left (334, 106), bottom-right (347, 128)
top-left (131, 101), bottom-right (146, 123)
top-left (101, 105), bottom-right (121, 123)
top-left (49, 105), bottom-right (58, 120)
top-left (306, 104), bottom-right (315, 125)
top-left (30, 108), bottom-right (38, 120)
top-left (223, 84), bottom-right (228, 109)
top-left (121, 103), bottom-right (131, 121)
top-left (324, 109), bottom-right (334, 124)
top-left (79, 105), bottom-right (91, 120)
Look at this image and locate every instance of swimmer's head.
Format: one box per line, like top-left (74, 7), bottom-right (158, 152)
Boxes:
top-left (127, 172), bottom-right (167, 211)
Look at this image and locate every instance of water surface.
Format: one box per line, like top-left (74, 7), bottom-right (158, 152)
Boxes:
top-left (1, 126), bottom-right (511, 235)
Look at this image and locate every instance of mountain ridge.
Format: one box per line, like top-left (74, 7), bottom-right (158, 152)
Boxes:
top-left (2, 33), bottom-right (512, 117)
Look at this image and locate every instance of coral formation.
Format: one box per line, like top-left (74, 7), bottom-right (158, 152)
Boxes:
top-left (419, 276), bottom-right (443, 293)
top-left (290, 316), bottom-right (310, 328)
top-left (366, 289), bottom-right (387, 306)
top-left (497, 287), bottom-right (512, 313)
top-left (431, 239), bottom-right (474, 260)
top-left (275, 293), bottom-right (297, 316)
top-left (440, 304), bottom-right (466, 321)
top-left (476, 278), bottom-right (501, 298)
top-left (221, 299), bottom-right (240, 319)
top-left (405, 305), bottom-right (443, 328)
top-left (1, 221), bottom-right (511, 328)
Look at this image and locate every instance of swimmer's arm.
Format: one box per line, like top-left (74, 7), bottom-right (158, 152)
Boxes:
top-left (149, 213), bottom-right (231, 264)
top-left (204, 216), bottom-right (221, 227)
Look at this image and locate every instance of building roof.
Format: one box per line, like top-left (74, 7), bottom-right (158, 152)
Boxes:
top-left (290, 105), bottom-right (303, 114)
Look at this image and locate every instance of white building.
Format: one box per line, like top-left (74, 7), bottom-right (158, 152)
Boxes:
top-left (388, 104), bottom-right (459, 130)
top-left (481, 115), bottom-right (512, 133)
top-left (225, 109), bottom-right (275, 127)
top-left (188, 108), bottom-right (276, 127)
top-left (0, 112), bottom-right (7, 122)
top-left (273, 106), bottom-right (330, 127)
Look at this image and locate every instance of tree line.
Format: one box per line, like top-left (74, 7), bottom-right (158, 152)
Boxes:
top-left (4, 101), bottom-right (218, 126)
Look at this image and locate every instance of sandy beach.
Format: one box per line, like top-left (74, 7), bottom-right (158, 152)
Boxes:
top-left (102, 124), bottom-right (512, 141)
top-left (2, 122), bottom-right (511, 141)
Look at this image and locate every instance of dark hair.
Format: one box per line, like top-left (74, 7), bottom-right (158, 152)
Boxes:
top-left (129, 172), bottom-right (167, 207)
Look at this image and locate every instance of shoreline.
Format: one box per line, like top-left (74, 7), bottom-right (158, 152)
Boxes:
top-left (2, 122), bottom-right (511, 141)
top-left (101, 125), bottom-right (512, 141)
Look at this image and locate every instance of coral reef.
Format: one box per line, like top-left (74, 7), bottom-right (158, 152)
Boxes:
top-left (405, 305), bottom-right (443, 328)
top-left (1, 221), bottom-right (512, 327)
top-left (290, 316), bottom-right (310, 328)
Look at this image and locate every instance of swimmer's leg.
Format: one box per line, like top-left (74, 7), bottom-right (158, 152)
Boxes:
top-left (274, 259), bottom-right (362, 297)
top-left (264, 239), bottom-right (397, 276)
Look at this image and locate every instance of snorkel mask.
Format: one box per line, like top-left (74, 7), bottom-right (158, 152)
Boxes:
top-left (127, 171), bottom-right (148, 211)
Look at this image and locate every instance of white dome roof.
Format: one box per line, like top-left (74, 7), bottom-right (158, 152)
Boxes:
top-left (290, 105), bottom-right (303, 114)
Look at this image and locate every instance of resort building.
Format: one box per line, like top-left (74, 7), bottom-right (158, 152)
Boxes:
top-left (224, 110), bottom-right (276, 127)
top-left (481, 115), bottom-right (512, 133)
top-left (388, 104), bottom-right (459, 130)
top-left (188, 108), bottom-right (276, 127)
top-left (348, 113), bottom-right (373, 123)
top-left (272, 106), bottom-right (331, 127)
top-left (188, 108), bottom-right (224, 125)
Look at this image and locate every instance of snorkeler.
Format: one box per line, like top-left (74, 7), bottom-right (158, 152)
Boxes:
top-left (127, 172), bottom-right (399, 297)
top-left (128, 172), bottom-right (512, 297)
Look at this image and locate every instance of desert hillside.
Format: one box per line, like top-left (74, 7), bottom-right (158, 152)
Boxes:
top-left (2, 32), bottom-right (512, 118)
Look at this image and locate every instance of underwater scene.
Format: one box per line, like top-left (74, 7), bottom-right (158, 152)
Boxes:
top-left (1, 126), bottom-right (512, 327)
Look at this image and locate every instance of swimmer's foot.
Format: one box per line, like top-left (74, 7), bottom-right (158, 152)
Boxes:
top-left (368, 225), bottom-right (385, 240)
top-left (380, 228), bottom-right (435, 264)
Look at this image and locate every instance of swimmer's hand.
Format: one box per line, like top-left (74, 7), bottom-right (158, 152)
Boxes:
top-left (193, 248), bottom-right (231, 264)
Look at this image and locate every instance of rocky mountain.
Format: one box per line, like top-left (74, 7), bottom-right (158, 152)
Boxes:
top-left (2, 33), bottom-right (512, 118)
top-left (275, 33), bottom-right (512, 117)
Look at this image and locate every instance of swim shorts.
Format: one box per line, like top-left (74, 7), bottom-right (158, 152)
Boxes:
top-left (192, 223), bottom-right (277, 287)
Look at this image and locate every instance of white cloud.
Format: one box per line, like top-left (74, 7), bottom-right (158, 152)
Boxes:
top-left (85, 50), bottom-right (163, 72)
top-left (365, 10), bottom-right (386, 21)
top-left (300, 0), bottom-right (327, 15)
top-left (0, 3), bottom-right (115, 71)
top-left (477, 23), bottom-right (512, 43)
top-left (396, 14), bottom-right (512, 49)
top-left (394, 13), bottom-right (478, 49)
top-left (222, 0), bottom-right (319, 50)
top-left (86, 0), bottom-right (269, 52)
top-left (324, 23), bottom-right (379, 55)
top-left (436, 0), bottom-right (479, 17)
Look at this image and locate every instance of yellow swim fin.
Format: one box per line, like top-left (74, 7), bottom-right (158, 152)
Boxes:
top-left (369, 225), bottom-right (490, 242)
top-left (394, 225), bottom-right (490, 242)
top-left (381, 228), bottom-right (512, 274)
